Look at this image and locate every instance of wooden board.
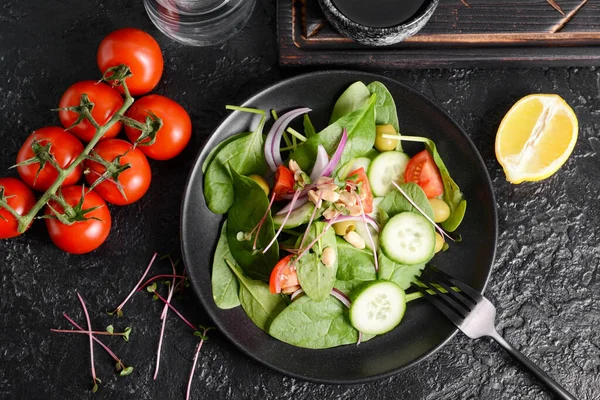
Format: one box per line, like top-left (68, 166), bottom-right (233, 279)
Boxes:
top-left (278, 0), bottom-right (600, 68)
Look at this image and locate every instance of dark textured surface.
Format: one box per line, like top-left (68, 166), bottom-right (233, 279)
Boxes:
top-left (0, 1), bottom-right (598, 400)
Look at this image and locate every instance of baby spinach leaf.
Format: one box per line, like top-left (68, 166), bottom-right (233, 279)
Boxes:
top-left (226, 260), bottom-right (286, 331)
top-left (204, 116), bottom-right (267, 215)
top-left (268, 295), bottom-right (361, 349)
top-left (303, 114), bottom-right (317, 138)
top-left (334, 238), bottom-right (377, 295)
top-left (367, 81), bottom-right (399, 133)
top-left (329, 81), bottom-right (371, 124)
top-left (291, 94), bottom-right (376, 174)
top-left (378, 182), bottom-right (434, 220)
top-left (211, 222), bottom-right (241, 309)
top-left (202, 131), bottom-right (246, 174)
top-left (296, 222), bottom-right (338, 302)
top-left (378, 253), bottom-right (425, 290)
top-left (227, 170), bottom-right (279, 281)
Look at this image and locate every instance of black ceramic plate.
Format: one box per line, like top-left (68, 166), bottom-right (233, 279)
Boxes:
top-left (181, 71), bottom-right (497, 384)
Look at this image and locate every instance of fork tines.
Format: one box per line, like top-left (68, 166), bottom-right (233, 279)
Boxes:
top-left (411, 265), bottom-right (482, 322)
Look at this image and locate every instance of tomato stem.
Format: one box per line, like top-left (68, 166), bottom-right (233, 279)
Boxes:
top-left (0, 73), bottom-right (135, 233)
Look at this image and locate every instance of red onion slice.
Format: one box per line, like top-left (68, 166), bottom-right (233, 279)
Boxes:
top-left (309, 145), bottom-right (330, 181)
top-left (331, 288), bottom-right (351, 308)
top-left (324, 214), bottom-right (379, 233)
top-left (276, 194), bottom-right (308, 215)
top-left (290, 288), bottom-right (305, 301)
top-left (264, 108), bottom-right (311, 172)
top-left (319, 128), bottom-right (348, 178)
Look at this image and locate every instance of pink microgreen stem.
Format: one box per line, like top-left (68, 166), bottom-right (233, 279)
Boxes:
top-left (61, 313), bottom-right (126, 370)
top-left (251, 192), bottom-right (276, 250)
top-left (185, 327), bottom-right (210, 400)
top-left (50, 329), bottom-right (126, 337)
top-left (357, 195), bottom-right (378, 272)
top-left (151, 291), bottom-right (197, 331)
top-left (112, 252), bottom-right (158, 315)
top-left (263, 190), bottom-right (300, 254)
top-left (160, 259), bottom-right (177, 320)
top-left (291, 215), bottom-right (338, 268)
top-left (76, 292), bottom-right (98, 391)
top-left (154, 263), bottom-right (176, 380)
top-left (299, 192), bottom-right (322, 250)
top-left (135, 274), bottom-right (187, 292)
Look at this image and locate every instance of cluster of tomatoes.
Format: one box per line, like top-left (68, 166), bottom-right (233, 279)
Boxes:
top-left (0, 28), bottom-right (192, 254)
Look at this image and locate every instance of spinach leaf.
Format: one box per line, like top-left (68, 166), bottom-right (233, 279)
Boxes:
top-left (367, 81), bottom-right (399, 133)
top-left (211, 222), bottom-right (240, 309)
top-left (227, 170), bottom-right (279, 281)
top-left (378, 182), bottom-right (434, 220)
top-left (268, 295), bottom-right (362, 349)
top-left (334, 238), bottom-right (377, 295)
top-left (329, 81), bottom-right (371, 124)
top-left (201, 131), bottom-right (246, 174)
top-left (378, 253), bottom-right (425, 290)
top-left (204, 116), bottom-right (267, 215)
top-left (303, 114), bottom-right (317, 138)
top-left (226, 260), bottom-right (286, 331)
top-left (296, 222), bottom-right (338, 302)
top-left (291, 95), bottom-right (376, 173)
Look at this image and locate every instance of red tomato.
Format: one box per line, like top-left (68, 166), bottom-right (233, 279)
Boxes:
top-left (124, 95), bottom-right (192, 160)
top-left (97, 28), bottom-right (164, 96)
top-left (58, 81), bottom-right (124, 143)
top-left (269, 255), bottom-right (299, 294)
top-left (84, 139), bottom-right (151, 205)
top-left (45, 185), bottom-right (111, 254)
top-left (346, 167), bottom-right (373, 214)
top-left (0, 178), bottom-right (36, 239)
top-left (405, 150), bottom-right (444, 198)
top-left (16, 127), bottom-right (84, 191)
top-left (273, 165), bottom-right (295, 201)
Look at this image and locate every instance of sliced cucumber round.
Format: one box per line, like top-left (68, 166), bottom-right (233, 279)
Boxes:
top-left (380, 212), bottom-right (435, 265)
top-left (273, 202), bottom-right (318, 229)
top-left (337, 157), bottom-right (372, 179)
top-left (368, 151), bottom-right (410, 196)
top-left (350, 280), bottom-right (406, 335)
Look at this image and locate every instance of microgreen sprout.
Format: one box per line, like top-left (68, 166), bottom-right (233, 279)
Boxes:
top-left (50, 325), bottom-right (132, 341)
top-left (76, 292), bottom-right (100, 392)
top-left (110, 252), bottom-right (158, 317)
top-left (186, 325), bottom-right (214, 400)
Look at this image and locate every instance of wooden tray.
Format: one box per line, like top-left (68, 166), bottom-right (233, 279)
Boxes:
top-left (278, 0), bottom-right (600, 68)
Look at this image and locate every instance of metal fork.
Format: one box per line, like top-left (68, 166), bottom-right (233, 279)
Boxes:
top-left (412, 265), bottom-right (577, 400)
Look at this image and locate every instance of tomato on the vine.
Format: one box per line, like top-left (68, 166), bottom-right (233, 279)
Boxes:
top-left (97, 28), bottom-right (164, 96)
top-left (45, 185), bottom-right (111, 254)
top-left (84, 139), bottom-right (151, 205)
top-left (0, 178), bottom-right (37, 239)
top-left (58, 81), bottom-right (124, 143)
top-left (124, 95), bottom-right (192, 160)
top-left (16, 127), bottom-right (84, 191)
top-left (405, 150), bottom-right (444, 198)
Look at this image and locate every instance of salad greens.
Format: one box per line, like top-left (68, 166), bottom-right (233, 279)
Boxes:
top-left (205, 80), bottom-right (468, 349)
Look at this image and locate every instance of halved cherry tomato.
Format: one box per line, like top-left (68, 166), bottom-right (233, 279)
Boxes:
top-left (16, 127), bottom-right (84, 191)
top-left (405, 150), bottom-right (444, 198)
top-left (97, 28), bottom-right (164, 96)
top-left (346, 167), bottom-right (373, 214)
top-left (84, 139), bottom-right (151, 205)
top-left (124, 94), bottom-right (192, 160)
top-left (58, 81), bottom-right (124, 142)
top-left (269, 255), bottom-right (299, 294)
top-left (0, 178), bottom-right (36, 239)
top-left (45, 185), bottom-right (111, 254)
top-left (273, 165), bottom-right (295, 201)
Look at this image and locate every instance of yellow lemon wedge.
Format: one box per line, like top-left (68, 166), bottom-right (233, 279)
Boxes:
top-left (495, 94), bottom-right (578, 184)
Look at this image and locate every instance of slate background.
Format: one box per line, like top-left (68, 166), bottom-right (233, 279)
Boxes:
top-left (1, 0), bottom-right (599, 399)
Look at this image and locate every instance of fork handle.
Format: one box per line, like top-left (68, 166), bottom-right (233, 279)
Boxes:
top-left (489, 330), bottom-right (577, 400)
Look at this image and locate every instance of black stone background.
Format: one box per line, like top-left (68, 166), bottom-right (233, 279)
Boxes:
top-left (1, 0), bottom-right (599, 399)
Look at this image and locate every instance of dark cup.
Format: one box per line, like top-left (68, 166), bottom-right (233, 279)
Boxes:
top-left (318, 0), bottom-right (439, 46)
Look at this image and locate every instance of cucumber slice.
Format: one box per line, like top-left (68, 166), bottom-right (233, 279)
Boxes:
top-left (350, 280), bottom-right (406, 335)
top-left (337, 157), bottom-right (372, 179)
top-left (273, 202), bottom-right (318, 228)
top-left (380, 212), bottom-right (435, 265)
top-left (368, 151), bottom-right (410, 196)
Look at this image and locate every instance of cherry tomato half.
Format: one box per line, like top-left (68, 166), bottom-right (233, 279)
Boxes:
top-left (273, 165), bottom-right (295, 201)
top-left (124, 95), bottom-right (192, 160)
top-left (269, 255), bottom-right (299, 294)
top-left (16, 127), bottom-right (84, 191)
top-left (0, 178), bottom-right (36, 239)
top-left (97, 28), bottom-right (164, 96)
top-left (405, 150), bottom-right (444, 198)
top-left (346, 167), bottom-right (373, 214)
top-left (45, 185), bottom-right (111, 254)
top-left (58, 81), bottom-right (124, 143)
top-left (84, 139), bottom-right (151, 205)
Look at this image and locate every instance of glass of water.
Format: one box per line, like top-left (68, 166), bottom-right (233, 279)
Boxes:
top-left (144, 0), bottom-right (256, 46)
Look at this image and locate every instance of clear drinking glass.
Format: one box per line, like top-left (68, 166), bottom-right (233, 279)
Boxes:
top-left (144, 0), bottom-right (256, 46)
